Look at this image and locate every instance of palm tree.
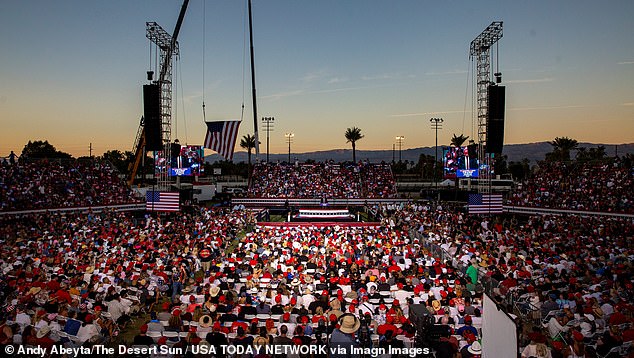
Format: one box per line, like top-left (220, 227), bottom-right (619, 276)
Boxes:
top-left (344, 127), bottom-right (364, 163)
top-left (548, 136), bottom-right (578, 162)
top-left (450, 134), bottom-right (469, 147)
top-left (240, 134), bottom-right (256, 176)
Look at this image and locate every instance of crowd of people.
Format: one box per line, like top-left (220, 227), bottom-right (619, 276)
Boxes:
top-left (1, 156), bottom-right (633, 357)
top-left (0, 199), bottom-right (631, 357)
top-left (386, 203), bottom-right (634, 357)
top-left (0, 159), bottom-right (138, 212)
top-left (249, 162), bottom-right (397, 199)
top-left (507, 159), bottom-right (634, 214)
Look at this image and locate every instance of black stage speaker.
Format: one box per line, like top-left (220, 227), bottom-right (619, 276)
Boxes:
top-left (486, 85), bottom-right (505, 154)
top-left (143, 84), bottom-right (162, 151)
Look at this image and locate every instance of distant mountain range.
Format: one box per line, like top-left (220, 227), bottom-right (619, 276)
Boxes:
top-left (205, 142), bottom-right (634, 164)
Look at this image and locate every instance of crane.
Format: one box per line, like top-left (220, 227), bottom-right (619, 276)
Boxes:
top-left (128, 0), bottom-right (189, 189)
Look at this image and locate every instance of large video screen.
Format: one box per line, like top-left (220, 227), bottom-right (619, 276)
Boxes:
top-left (443, 146), bottom-right (479, 179)
top-left (154, 145), bottom-right (205, 176)
top-left (170, 145), bottom-right (204, 176)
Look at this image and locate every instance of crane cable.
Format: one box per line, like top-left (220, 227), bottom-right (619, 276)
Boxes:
top-left (461, 56), bottom-right (471, 136)
top-left (202, 0), bottom-right (206, 123)
top-left (241, 0), bottom-right (248, 122)
top-left (179, 58), bottom-right (188, 144)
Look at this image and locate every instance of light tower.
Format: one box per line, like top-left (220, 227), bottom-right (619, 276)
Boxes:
top-left (395, 136), bottom-right (405, 162)
top-left (285, 133), bottom-right (294, 163)
top-left (429, 118), bottom-right (443, 189)
top-left (262, 117), bottom-right (275, 162)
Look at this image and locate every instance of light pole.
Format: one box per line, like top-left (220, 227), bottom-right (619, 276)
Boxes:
top-left (430, 118), bottom-right (443, 189)
top-left (395, 136), bottom-right (405, 162)
top-left (392, 143), bottom-right (395, 163)
top-left (261, 117), bottom-right (274, 162)
top-left (285, 133), bottom-right (294, 163)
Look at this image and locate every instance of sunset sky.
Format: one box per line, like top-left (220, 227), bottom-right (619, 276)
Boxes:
top-left (1, 0), bottom-right (633, 158)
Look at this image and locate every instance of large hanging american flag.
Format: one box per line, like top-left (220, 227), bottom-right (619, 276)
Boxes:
top-left (146, 191), bottom-right (180, 212)
top-left (204, 120), bottom-right (241, 161)
top-left (468, 193), bottom-right (503, 214)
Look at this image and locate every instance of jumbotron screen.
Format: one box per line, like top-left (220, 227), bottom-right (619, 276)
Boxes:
top-left (443, 146), bottom-right (479, 179)
top-left (154, 145), bottom-right (205, 176)
top-left (170, 145), bottom-right (204, 176)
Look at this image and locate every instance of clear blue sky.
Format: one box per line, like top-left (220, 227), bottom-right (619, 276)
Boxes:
top-left (1, 0), bottom-right (633, 157)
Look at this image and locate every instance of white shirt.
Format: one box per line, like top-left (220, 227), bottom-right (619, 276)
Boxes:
top-left (77, 323), bottom-right (100, 343)
top-left (15, 312), bottom-right (31, 326)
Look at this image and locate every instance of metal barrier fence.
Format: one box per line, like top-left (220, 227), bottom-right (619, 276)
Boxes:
top-left (0, 203), bottom-right (146, 216)
top-left (410, 229), bottom-right (514, 319)
top-left (504, 205), bottom-right (634, 218)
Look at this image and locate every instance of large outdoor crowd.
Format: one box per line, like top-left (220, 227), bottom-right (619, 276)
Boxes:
top-left (0, 159), bottom-right (138, 212)
top-left (507, 159), bottom-right (634, 214)
top-left (0, 201), bottom-right (631, 357)
top-left (0, 156), bottom-right (633, 357)
top-left (249, 162), bottom-right (397, 199)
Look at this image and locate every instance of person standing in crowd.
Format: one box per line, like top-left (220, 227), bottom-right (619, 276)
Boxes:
top-left (466, 257), bottom-right (479, 285)
top-left (199, 245), bottom-right (212, 273)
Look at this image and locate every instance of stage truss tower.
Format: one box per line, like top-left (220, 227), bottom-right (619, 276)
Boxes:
top-left (469, 21), bottom-right (502, 192)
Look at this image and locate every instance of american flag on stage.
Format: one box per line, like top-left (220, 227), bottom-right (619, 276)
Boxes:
top-left (468, 193), bottom-right (503, 214)
top-left (146, 191), bottom-right (180, 212)
top-left (204, 120), bottom-right (241, 161)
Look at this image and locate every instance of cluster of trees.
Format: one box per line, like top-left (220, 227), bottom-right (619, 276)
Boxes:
top-left (546, 136), bottom-right (614, 164)
top-left (20, 140), bottom-right (73, 160)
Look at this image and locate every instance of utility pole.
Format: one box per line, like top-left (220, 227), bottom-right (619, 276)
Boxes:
top-left (430, 118), bottom-right (444, 190)
top-left (89, 143), bottom-right (93, 158)
top-left (395, 136), bottom-right (405, 162)
top-left (261, 117), bottom-right (274, 162)
top-left (285, 133), bottom-right (294, 163)
top-left (392, 143), bottom-right (395, 164)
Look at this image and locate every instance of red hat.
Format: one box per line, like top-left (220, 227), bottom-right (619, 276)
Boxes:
top-left (275, 295), bottom-right (282, 304)
top-left (172, 309), bottom-right (181, 317)
top-left (290, 297), bottom-right (297, 305)
top-left (162, 302), bottom-right (170, 311)
top-left (393, 299), bottom-right (400, 306)
top-left (301, 316), bottom-right (309, 324)
top-left (283, 312), bottom-right (291, 322)
top-left (85, 314), bottom-right (94, 323)
top-left (379, 304), bottom-right (387, 311)
top-left (158, 336), bottom-right (168, 345)
top-left (140, 324), bottom-right (148, 333)
top-left (397, 283), bottom-right (404, 289)
top-left (329, 314), bottom-right (338, 322)
top-left (251, 318), bottom-right (259, 324)
top-left (572, 330), bottom-right (584, 342)
top-left (322, 290), bottom-right (329, 296)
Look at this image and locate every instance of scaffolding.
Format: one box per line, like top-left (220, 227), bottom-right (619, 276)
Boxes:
top-left (469, 21), bottom-right (503, 192)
